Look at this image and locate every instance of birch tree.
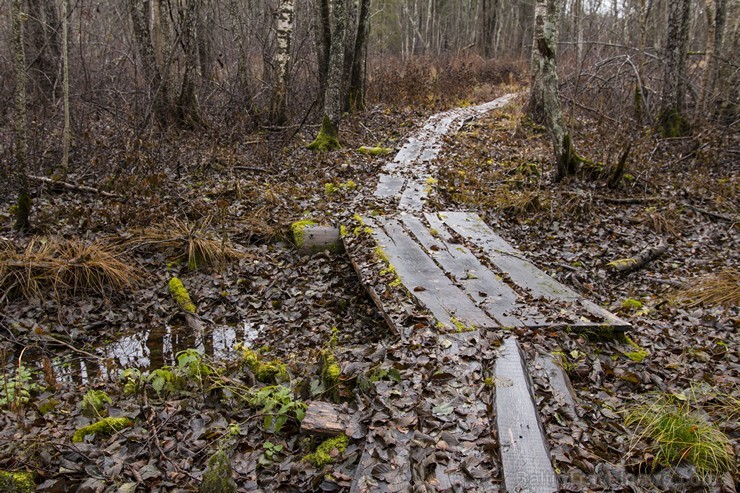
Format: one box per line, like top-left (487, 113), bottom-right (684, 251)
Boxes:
top-left (269, 0), bottom-right (295, 125)
top-left (61, 0), bottom-right (71, 177)
top-left (658, 0), bottom-right (691, 136)
top-left (698, 0), bottom-right (726, 113)
top-left (11, 0), bottom-right (31, 231)
top-left (528, 0), bottom-right (581, 179)
top-left (309, 0), bottom-right (346, 151)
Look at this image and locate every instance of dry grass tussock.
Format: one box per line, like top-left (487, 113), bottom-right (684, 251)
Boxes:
top-left (127, 216), bottom-right (247, 270)
top-left (0, 237), bottom-right (140, 301)
top-left (672, 269), bottom-right (739, 308)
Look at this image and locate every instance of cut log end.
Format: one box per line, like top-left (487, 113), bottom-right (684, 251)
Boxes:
top-left (291, 222), bottom-right (344, 254)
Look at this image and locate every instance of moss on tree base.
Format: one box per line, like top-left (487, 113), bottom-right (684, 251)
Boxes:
top-left (308, 116), bottom-right (340, 151)
top-left (13, 192), bottom-right (31, 232)
top-left (658, 108), bottom-right (691, 137)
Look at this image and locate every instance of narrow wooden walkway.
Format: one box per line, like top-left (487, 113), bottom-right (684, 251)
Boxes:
top-left (344, 95), bottom-right (629, 492)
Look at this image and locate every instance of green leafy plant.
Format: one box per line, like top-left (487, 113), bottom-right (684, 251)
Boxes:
top-left (625, 393), bottom-right (736, 481)
top-left (1, 364), bottom-right (42, 410)
top-left (258, 441), bottom-right (284, 466)
top-left (249, 385), bottom-right (306, 434)
top-left (80, 389), bottom-right (112, 418)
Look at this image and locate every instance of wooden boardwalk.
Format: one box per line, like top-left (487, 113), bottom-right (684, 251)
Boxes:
top-left (342, 95), bottom-right (630, 492)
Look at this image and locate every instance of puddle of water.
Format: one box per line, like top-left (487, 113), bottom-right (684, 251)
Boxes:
top-left (38, 321), bottom-right (263, 386)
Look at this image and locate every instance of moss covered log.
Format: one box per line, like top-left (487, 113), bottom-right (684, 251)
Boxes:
top-left (72, 416), bottom-right (133, 442)
top-left (169, 277), bottom-right (196, 314)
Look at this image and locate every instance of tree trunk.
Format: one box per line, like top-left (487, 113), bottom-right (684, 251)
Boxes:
top-left (177, 0), bottom-right (204, 128)
top-left (658, 0), bottom-right (691, 136)
top-left (269, 0), bottom-right (295, 125)
top-left (699, 0), bottom-right (726, 114)
top-left (528, 0), bottom-right (579, 179)
top-left (315, 0), bottom-right (332, 105)
top-left (478, 0), bottom-right (498, 58)
top-left (60, 0), bottom-right (70, 177)
top-left (347, 0), bottom-right (370, 112)
top-left (26, 0), bottom-right (61, 99)
top-left (12, 0), bottom-right (31, 232)
top-left (309, 0), bottom-right (346, 151)
top-left (129, 0), bottom-right (173, 126)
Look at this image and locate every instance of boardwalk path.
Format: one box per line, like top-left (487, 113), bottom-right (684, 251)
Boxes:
top-left (342, 95), bottom-right (629, 492)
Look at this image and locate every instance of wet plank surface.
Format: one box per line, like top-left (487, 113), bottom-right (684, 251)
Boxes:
top-left (373, 218), bottom-right (498, 330)
top-left (441, 211), bottom-right (631, 330)
top-left (494, 337), bottom-right (559, 493)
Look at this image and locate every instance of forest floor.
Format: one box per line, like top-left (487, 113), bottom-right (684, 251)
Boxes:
top-left (0, 83), bottom-right (738, 492)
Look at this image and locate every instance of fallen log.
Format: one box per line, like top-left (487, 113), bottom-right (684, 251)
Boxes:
top-left (290, 221), bottom-right (343, 254)
top-left (168, 277), bottom-right (204, 333)
top-left (28, 174), bottom-right (121, 198)
top-left (607, 242), bottom-right (667, 273)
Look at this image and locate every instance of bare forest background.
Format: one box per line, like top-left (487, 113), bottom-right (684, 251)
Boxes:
top-left (0, 0), bottom-right (738, 190)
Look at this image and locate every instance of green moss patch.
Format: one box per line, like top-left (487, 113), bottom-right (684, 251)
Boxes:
top-left (304, 434), bottom-right (349, 467)
top-left (169, 277), bottom-right (196, 313)
top-left (72, 417), bottom-right (134, 443)
top-left (357, 146), bottom-right (393, 156)
top-left (0, 471), bottom-right (35, 493)
top-left (290, 220), bottom-right (317, 249)
top-left (240, 347), bottom-right (288, 383)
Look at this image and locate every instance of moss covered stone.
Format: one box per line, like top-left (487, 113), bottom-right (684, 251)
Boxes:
top-left (0, 471), bottom-right (35, 493)
top-left (290, 220), bottom-right (317, 249)
top-left (169, 277), bottom-right (196, 313)
top-left (304, 434), bottom-right (349, 467)
top-left (200, 449), bottom-right (237, 493)
top-left (308, 116), bottom-right (340, 151)
top-left (72, 416), bottom-right (133, 443)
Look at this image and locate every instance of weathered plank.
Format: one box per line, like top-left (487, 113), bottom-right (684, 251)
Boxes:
top-left (374, 174), bottom-right (406, 198)
top-left (397, 178), bottom-right (429, 211)
top-left (441, 211), bottom-right (631, 330)
top-left (494, 337), bottom-right (558, 493)
top-left (373, 218), bottom-right (498, 330)
top-left (413, 213), bottom-right (538, 328)
top-left (534, 353), bottom-right (579, 421)
top-left (301, 401), bottom-right (349, 436)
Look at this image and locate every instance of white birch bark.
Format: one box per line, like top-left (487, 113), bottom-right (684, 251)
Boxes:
top-left (270, 0), bottom-right (295, 124)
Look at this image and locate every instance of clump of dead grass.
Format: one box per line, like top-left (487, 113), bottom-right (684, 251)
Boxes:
top-left (672, 269), bottom-right (739, 308)
top-left (127, 216), bottom-right (246, 270)
top-left (0, 237), bottom-right (140, 301)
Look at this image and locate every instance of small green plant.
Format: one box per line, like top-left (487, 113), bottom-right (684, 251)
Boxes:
top-left (625, 393), bottom-right (736, 481)
top-left (249, 385), bottom-right (306, 434)
top-left (80, 390), bottom-right (112, 418)
top-left (1, 364), bottom-right (42, 410)
top-left (121, 368), bottom-right (143, 395)
top-left (259, 441), bottom-right (284, 466)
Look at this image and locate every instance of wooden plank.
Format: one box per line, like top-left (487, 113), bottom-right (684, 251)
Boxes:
top-left (534, 354), bottom-right (579, 421)
top-left (441, 211), bottom-right (631, 330)
top-left (373, 218), bottom-right (498, 330)
top-left (374, 174), bottom-right (406, 198)
top-left (403, 214), bottom-right (531, 328)
top-left (343, 237), bottom-right (406, 340)
top-left (301, 401), bottom-right (348, 436)
top-left (495, 337), bottom-right (558, 493)
top-left (397, 178), bottom-right (428, 211)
